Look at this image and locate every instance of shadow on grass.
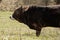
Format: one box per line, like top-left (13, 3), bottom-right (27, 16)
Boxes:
top-left (21, 33), bottom-right (36, 37)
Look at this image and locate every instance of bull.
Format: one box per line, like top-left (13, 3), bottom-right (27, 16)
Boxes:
top-left (10, 5), bottom-right (60, 37)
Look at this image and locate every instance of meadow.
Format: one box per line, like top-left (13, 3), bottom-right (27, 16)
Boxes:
top-left (0, 11), bottom-right (60, 40)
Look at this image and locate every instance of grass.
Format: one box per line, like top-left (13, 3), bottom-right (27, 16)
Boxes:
top-left (0, 11), bottom-right (60, 40)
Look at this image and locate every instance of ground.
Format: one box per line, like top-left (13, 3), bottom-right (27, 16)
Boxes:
top-left (0, 11), bottom-right (60, 40)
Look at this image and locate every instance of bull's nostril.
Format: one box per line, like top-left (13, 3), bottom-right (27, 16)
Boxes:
top-left (10, 16), bottom-right (11, 19)
top-left (10, 15), bottom-right (12, 19)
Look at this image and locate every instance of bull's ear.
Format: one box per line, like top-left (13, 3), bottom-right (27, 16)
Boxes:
top-left (20, 6), bottom-right (22, 8)
top-left (20, 6), bottom-right (23, 10)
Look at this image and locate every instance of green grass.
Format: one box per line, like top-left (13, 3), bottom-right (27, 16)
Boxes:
top-left (0, 11), bottom-right (60, 40)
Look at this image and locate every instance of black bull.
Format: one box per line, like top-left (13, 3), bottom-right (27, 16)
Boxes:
top-left (10, 6), bottom-right (60, 37)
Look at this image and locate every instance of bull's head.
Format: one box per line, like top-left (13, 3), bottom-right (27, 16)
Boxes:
top-left (10, 6), bottom-right (22, 20)
top-left (10, 6), bottom-right (29, 22)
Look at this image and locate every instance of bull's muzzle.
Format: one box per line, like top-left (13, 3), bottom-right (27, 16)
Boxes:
top-left (10, 15), bottom-right (15, 20)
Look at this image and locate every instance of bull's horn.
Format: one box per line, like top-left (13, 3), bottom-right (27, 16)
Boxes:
top-left (22, 5), bottom-right (29, 11)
